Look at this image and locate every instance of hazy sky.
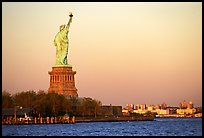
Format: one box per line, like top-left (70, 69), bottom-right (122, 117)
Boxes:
top-left (2, 2), bottom-right (202, 107)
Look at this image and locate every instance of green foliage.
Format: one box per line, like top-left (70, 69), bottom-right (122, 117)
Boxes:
top-left (2, 90), bottom-right (102, 117)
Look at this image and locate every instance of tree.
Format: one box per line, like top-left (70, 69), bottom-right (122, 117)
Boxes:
top-left (2, 91), bottom-right (13, 108)
top-left (33, 90), bottom-right (47, 117)
top-left (3, 90), bottom-right (103, 118)
top-left (13, 90), bottom-right (37, 108)
top-left (92, 99), bottom-right (102, 117)
top-left (82, 97), bottom-right (102, 117)
top-left (68, 96), bottom-right (79, 116)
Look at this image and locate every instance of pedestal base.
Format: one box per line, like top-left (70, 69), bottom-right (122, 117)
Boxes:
top-left (48, 66), bottom-right (78, 97)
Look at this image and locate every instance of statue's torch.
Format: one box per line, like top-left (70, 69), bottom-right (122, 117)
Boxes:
top-left (69, 12), bottom-right (73, 17)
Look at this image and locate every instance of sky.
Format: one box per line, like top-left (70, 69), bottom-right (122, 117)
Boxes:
top-left (2, 2), bottom-right (202, 107)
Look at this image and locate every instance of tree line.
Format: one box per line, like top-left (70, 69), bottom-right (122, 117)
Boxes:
top-left (2, 90), bottom-right (102, 117)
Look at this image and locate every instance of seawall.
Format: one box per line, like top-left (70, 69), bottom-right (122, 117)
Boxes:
top-left (75, 116), bottom-right (155, 123)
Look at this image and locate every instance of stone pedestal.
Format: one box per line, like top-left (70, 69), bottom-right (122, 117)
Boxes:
top-left (48, 66), bottom-right (78, 97)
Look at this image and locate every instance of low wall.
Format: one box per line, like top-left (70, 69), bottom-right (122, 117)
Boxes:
top-left (75, 116), bottom-right (155, 123)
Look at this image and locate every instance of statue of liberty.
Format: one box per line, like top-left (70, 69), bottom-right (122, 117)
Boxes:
top-left (54, 12), bottom-right (73, 66)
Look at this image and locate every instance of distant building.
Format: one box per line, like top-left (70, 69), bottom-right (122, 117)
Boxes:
top-left (167, 107), bottom-right (178, 114)
top-left (176, 108), bottom-right (196, 114)
top-left (179, 102), bottom-right (182, 109)
top-left (126, 104), bottom-right (134, 109)
top-left (154, 104), bottom-right (160, 109)
top-left (133, 109), bottom-right (148, 114)
top-left (147, 106), bottom-right (154, 111)
top-left (187, 101), bottom-right (193, 109)
top-left (140, 104), bottom-right (146, 110)
top-left (181, 100), bottom-right (187, 109)
top-left (135, 104), bottom-right (140, 110)
top-left (161, 103), bottom-right (167, 109)
top-left (195, 107), bottom-right (202, 113)
top-left (134, 104), bottom-right (179, 115)
top-left (156, 109), bottom-right (170, 115)
top-left (122, 108), bottom-right (129, 116)
top-left (125, 104), bottom-right (134, 113)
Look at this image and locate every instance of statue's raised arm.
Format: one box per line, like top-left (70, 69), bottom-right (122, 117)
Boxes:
top-left (66, 12), bottom-right (73, 29)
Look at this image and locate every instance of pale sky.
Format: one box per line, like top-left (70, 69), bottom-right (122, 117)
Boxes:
top-left (2, 2), bottom-right (202, 107)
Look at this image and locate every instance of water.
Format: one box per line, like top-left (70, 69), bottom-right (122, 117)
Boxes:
top-left (2, 118), bottom-right (202, 136)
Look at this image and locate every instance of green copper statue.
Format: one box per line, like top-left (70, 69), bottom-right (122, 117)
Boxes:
top-left (54, 12), bottom-right (73, 66)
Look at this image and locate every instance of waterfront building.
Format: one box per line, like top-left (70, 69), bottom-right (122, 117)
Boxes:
top-left (147, 109), bottom-right (170, 115)
top-left (176, 108), bottom-right (196, 114)
top-left (122, 108), bottom-right (129, 116)
top-left (147, 106), bottom-right (154, 111)
top-left (140, 104), bottom-right (146, 110)
top-left (98, 105), bottom-right (122, 117)
top-left (125, 104), bottom-right (134, 113)
top-left (113, 106), bottom-right (123, 116)
top-left (157, 109), bottom-right (170, 115)
top-left (133, 109), bottom-right (148, 114)
top-left (166, 107), bottom-right (178, 114)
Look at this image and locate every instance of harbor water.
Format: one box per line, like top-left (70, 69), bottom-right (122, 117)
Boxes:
top-left (2, 118), bottom-right (202, 136)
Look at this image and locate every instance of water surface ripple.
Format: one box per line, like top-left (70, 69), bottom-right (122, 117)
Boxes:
top-left (2, 118), bottom-right (202, 136)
